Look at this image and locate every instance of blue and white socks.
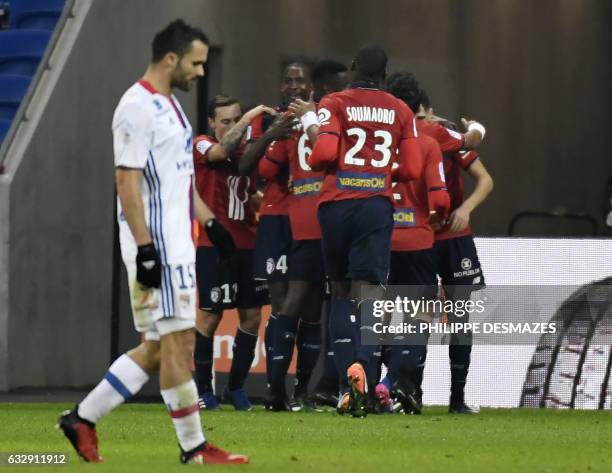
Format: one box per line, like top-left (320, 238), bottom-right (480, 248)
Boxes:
top-left (78, 354), bottom-right (149, 424)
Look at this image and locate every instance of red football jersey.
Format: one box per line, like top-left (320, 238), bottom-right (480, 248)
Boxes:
top-left (193, 135), bottom-right (257, 248)
top-left (259, 129), bottom-right (323, 239)
top-left (249, 110), bottom-right (291, 216)
top-left (435, 150), bottom-right (479, 241)
top-left (392, 135), bottom-right (446, 251)
top-left (310, 85), bottom-right (419, 205)
top-left (417, 119), bottom-right (465, 153)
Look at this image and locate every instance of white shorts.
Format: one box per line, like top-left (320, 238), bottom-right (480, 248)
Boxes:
top-left (126, 262), bottom-right (197, 341)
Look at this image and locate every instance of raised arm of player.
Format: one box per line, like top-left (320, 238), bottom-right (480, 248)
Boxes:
top-left (447, 157), bottom-right (494, 232)
top-left (257, 140), bottom-right (289, 180)
top-left (288, 97), bottom-right (319, 144)
top-left (238, 114), bottom-right (295, 176)
top-left (307, 96), bottom-right (340, 171)
top-left (420, 116), bottom-right (485, 152)
top-left (205, 105), bottom-right (277, 163)
top-left (460, 118), bottom-right (486, 150)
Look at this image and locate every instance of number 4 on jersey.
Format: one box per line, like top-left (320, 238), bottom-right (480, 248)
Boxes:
top-left (275, 254), bottom-right (288, 274)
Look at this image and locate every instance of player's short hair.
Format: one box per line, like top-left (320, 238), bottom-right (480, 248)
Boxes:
top-left (283, 61), bottom-right (312, 81)
top-left (208, 94), bottom-right (241, 119)
top-left (311, 59), bottom-right (348, 85)
top-left (351, 44), bottom-right (387, 83)
top-left (152, 19), bottom-right (209, 63)
top-left (385, 71), bottom-right (423, 113)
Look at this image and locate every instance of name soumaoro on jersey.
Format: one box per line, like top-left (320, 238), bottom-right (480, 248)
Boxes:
top-left (313, 87), bottom-right (417, 204)
top-left (112, 80), bottom-right (195, 266)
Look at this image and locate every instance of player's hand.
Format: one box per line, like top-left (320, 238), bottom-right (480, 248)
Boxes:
top-left (461, 118), bottom-right (480, 131)
top-left (243, 105), bottom-right (277, 123)
top-left (431, 115), bottom-right (458, 130)
top-left (265, 113), bottom-right (296, 140)
top-left (288, 98), bottom-right (316, 119)
top-left (428, 211), bottom-right (445, 231)
top-left (204, 219), bottom-right (236, 262)
top-left (136, 243), bottom-right (162, 288)
top-left (448, 205), bottom-right (471, 232)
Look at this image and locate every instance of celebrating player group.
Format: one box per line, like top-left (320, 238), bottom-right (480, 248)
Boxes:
top-left (58, 19), bottom-right (493, 465)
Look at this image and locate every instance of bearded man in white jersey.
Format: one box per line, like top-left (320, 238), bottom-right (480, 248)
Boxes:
top-left (58, 20), bottom-right (248, 465)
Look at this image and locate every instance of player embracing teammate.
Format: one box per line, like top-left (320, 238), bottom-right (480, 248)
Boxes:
top-left (383, 71), bottom-right (492, 414)
top-left (307, 45), bottom-right (423, 416)
top-left (192, 96), bottom-right (277, 411)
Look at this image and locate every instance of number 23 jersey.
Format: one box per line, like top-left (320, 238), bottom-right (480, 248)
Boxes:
top-left (314, 85), bottom-right (417, 204)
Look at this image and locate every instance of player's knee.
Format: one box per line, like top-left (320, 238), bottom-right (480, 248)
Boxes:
top-left (128, 341), bottom-right (161, 373)
top-left (268, 281), bottom-right (288, 313)
top-left (142, 340), bottom-right (161, 366)
top-left (240, 311), bottom-right (261, 334)
top-left (196, 310), bottom-right (221, 337)
top-left (161, 330), bottom-right (194, 365)
top-left (331, 280), bottom-right (351, 299)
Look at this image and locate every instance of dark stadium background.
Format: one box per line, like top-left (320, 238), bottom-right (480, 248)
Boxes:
top-left (0, 0), bottom-right (610, 397)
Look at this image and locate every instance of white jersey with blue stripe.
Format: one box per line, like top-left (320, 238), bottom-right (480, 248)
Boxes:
top-left (113, 81), bottom-right (195, 267)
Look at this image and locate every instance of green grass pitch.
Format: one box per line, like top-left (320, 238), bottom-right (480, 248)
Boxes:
top-left (1, 403), bottom-right (611, 472)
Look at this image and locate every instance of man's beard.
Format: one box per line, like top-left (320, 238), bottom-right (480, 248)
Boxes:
top-left (171, 77), bottom-right (192, 92)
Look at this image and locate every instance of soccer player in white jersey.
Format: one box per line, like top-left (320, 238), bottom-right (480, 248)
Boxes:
top-left (58, 20), bottom-right (248, 465)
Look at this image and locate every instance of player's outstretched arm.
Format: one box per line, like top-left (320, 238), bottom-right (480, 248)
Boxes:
top-left (258, 140), bottom-right (288, 180)
top-left (238, 114), bottom-right (295, 176)
top-left (461, 118), bottom-right (486, 150)
top-left (447, 159), bottom-right (494, 232)
top-left (289, 98), bottom-right (319, 144)
top-left (206, 105), bottom-right (277, 163)
top-left (116, 168), bottom-right (152, 246)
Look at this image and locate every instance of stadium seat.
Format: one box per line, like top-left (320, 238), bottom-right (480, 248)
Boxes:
top-left (0, 30), bottom-right (51, 74)
top-left (0, 74), bottom-right (31, 120)
top-left (8, 0), bottom-right (65, 30)
top-left (0, 117), bottom-right (13, 146)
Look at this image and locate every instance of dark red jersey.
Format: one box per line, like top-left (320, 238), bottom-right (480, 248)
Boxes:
top-left (259, 129), bottom-right (323, 240)
top-left (435, 150), bottom-right (479, 241)
top-left (417, 119), bottom-right (465, 153)
top-left (392, 135), bottom-right (448, 251)
top-left (249, 110), bottom-right (291, 216)
top-left (308, 84), bottom-right (421, 205)
top-left (193, 135), bottom-right (257, 248)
